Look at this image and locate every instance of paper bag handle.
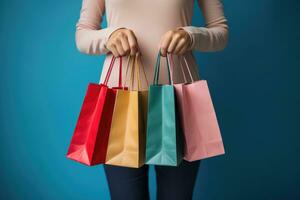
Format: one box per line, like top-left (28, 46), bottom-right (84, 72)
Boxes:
top-left (153, 50), bottom-right (172, 85)
top-left (103, 55), bottom-right (123, 87)
top-left (167, 53), bottom-right (200, 83)
top-left (123, 54), bottom-right (148, 90)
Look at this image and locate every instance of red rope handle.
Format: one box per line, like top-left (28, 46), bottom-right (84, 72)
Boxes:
top-left (103, 55), bottom-right (123, 86)
top-left (119, 57), bottom-right (122, 87)
top-left (104, 56), bottom-right (116, 85)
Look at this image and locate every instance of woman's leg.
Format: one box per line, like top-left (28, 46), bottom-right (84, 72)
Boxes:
top-left (103, 164), bottom-right (150, 200)
top-left (155, 160), bottom-right (201, 200)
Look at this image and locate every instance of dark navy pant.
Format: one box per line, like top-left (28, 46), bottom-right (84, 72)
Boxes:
top-left (103, 160), bottom-right (201, 200)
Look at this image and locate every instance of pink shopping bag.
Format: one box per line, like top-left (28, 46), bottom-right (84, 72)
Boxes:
top-left (168, 53), bottom-right (225, 161)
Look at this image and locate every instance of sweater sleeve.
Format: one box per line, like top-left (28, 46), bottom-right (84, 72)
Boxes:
top-left (177, 0), bottom-right (229, 52)
top-left (75, 0), bottom-right (125, 55)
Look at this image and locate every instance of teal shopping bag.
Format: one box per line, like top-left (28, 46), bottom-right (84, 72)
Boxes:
top-left (145, 52), bottom-right (183, 166)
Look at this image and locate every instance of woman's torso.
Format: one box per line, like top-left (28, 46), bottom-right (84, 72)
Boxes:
top-left (100, 0), bottom-right (200, 89)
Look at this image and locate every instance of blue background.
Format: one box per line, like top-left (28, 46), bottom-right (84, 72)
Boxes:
top-left (1, 0), bottom-right (299, 199)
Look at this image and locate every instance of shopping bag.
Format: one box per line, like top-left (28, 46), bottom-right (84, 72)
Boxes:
top-left (145, 52), bottom-right (183, 166)
top-left (66, 56), bottom-right (123, 166)
top-left (169, 54), bottom-right (225, 161)
top-left (105, 54), bottom-right (148, 168)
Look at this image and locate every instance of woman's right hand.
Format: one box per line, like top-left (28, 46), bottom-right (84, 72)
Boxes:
top-left (106, 28), bottom-right (140, 57)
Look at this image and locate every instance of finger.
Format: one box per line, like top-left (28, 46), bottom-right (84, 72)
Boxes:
top-left (167, 33), bottom-right (181, 53)
top-left (109, 44), bottom-right (119, 57)
top-left (160, 33), bottom-right (173, 56)
top-left (174, 37), bottom-right (187, 54)
top-left (178, 42), bottom-right (190, 54)
top-left (115, 40), bottom-right (125, 56)
top-left (120, 36), bottom-right (130, 56)
top-left (126, 30), bottom-right (139, 55)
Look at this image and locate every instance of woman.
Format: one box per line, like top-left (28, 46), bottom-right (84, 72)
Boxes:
top-left (75, 0), bottom-right (229, 199)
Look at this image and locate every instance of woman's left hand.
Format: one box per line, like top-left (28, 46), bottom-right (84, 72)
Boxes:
top-left (158, 28), bottom-right (192, 56)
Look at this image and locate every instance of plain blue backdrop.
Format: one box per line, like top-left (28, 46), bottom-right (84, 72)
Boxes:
top-left (1, 0), bottom-right (299, 199)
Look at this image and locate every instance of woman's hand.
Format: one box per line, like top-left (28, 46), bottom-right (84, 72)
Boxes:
top-left (158, 28), bottom-right (192, 56)
top-left (106, 28), bottom-right (140, 57)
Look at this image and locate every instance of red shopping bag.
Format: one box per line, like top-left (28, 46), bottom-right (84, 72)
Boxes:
top-left (66, 55), bottom-right (123, 166)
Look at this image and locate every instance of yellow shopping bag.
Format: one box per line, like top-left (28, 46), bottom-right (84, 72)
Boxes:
top-left (105, 54), bottom-right (148, 168)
